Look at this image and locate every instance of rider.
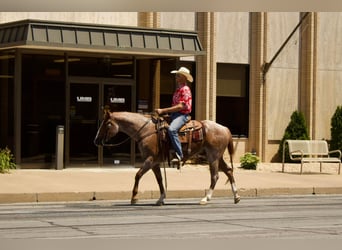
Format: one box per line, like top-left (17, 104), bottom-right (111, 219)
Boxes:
top-left (155, 67), bottom-right (193, 163)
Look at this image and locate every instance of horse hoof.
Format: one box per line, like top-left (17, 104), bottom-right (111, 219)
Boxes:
top-left (234, 196), bottom-right (241, 204)
top-left (131, 198), bottom-right (138, 205)
top-left (200, 199), bottom-right (207, 205)
top-left (156, 200), bottom-right (164, 206)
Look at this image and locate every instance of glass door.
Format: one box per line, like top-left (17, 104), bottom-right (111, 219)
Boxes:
top-left (67, 80), bottom-right (134, 167)
top-left (102, 84), bottom-right (133, 166)
top-left (69, 83), bottom-right (99, 164)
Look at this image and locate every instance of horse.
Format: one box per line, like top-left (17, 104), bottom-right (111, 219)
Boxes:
top-left (94, 110), bottom-right (240, 206)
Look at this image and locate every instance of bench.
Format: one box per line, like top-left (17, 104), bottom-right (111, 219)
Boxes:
top-left (282, 140), bottom-right (341, 174)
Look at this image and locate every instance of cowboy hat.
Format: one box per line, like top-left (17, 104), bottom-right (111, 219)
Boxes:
top-left (171, 67), bottom-right (193, 82)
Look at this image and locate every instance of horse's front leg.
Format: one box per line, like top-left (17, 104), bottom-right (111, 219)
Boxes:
top-left (200, 160), bottom-right (219, 205)
top-left (131, 156), bottom-right (153, 205)
top-left (152, 164), bottom-right (166, 206)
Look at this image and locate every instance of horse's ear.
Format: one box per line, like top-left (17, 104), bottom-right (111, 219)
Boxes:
top-left (103, 105), bottom-right (111, 116)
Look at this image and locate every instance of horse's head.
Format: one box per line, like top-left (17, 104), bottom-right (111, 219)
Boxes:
top-left (94, 109), bottom-right (119, 146)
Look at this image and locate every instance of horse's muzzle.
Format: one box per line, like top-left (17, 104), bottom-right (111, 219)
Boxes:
top-left (93, 137), bottom-right (104, 146)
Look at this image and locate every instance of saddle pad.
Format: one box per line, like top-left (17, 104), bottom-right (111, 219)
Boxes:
top-left (178, 120), bottom-right (204, 143)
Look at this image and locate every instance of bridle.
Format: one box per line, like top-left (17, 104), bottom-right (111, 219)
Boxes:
top-left (100, 117), bottom-right (152, 147)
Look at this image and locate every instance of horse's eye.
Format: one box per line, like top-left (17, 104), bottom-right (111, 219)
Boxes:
top-left (107, 123), bottom-right (112, 128)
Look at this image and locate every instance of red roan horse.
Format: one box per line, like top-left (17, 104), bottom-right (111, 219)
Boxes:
top-left (94, 110), bottom-right (240, 205)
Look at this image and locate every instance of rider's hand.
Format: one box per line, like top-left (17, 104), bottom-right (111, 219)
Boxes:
top-left (155, 109), bottom-right (163, 115)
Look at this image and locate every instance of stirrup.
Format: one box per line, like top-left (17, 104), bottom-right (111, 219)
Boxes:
top-left (175, 153), bottom-right (183, 169)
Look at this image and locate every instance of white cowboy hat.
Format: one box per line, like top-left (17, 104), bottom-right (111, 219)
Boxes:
top-left (171, 67), bottom-right (193, 82)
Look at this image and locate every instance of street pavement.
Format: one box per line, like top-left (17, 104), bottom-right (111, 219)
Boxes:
top-left (0, 162), bottom-right (341, 204)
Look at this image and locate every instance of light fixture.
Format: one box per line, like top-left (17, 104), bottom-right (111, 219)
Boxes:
top-left (113, 74), bottom-right (133, 78)
top-left (111, 61), bottom-right (133, 66)
top-left (53, 58), bottom-right (80, 63)
top-left (0, 75), bottom-right (14, 78)
top-left (0, 55), bottom-right (15, 60)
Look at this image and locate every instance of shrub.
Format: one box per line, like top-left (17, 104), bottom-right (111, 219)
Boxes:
top-left (0, 147), bottom-right (16, 173)
top-left (330, 106), bottom-right (342, 154)
top-left (240, 152), bottom-right (260, 170)
top-left (277, 111), bottom-right (310, 163)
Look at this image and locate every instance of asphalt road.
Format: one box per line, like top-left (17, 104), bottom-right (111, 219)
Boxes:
top-left (1, 195), bottom-right (342, 239)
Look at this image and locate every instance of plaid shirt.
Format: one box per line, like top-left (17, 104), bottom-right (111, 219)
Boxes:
top-left (172, 83), bottom-right (192, 114)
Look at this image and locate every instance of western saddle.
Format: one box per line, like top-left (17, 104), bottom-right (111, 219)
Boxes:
top-left (152, 114), bottom-right (204, 166)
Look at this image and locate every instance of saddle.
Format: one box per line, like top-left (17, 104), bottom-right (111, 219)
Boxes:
top-left (152, 114), bottom-right (205, 157)
top-left (178, 120), bottom-right (204, 143)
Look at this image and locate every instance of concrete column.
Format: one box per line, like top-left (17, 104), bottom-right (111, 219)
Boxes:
top-left (138, 12), bottom-right (160, 28)
top-left (152, 60), bottom-right (161, 110)
top-left (138, 12), bottom-right (161, 110)
top-left (0, 66), bottom-right (9, 147)
top-left (14, 49), bottom-right (21, 165)
top-left (299, 12), bottom-right (317, 139)
top-left (249, 12), bottom-right (267, 160)
top-left (195, 12), bottom-right (216, 121)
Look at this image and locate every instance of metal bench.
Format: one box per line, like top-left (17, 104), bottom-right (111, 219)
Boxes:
top-left (282, 140), bottom-right (341, 174)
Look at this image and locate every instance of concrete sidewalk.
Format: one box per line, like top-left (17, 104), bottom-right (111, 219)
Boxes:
top-left (0, 163), bottom-right (341, 204)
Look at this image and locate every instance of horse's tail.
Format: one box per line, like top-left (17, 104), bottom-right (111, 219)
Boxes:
top-left (227, 129), bottom-right (235, 168)
top-left (228, 136), bottom-right (235, 157)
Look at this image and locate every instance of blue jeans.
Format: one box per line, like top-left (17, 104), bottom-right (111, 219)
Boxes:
top-left (168, 112), bottom-right (189, 158)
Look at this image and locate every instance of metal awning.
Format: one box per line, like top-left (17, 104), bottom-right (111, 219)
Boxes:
top-left (0, 19), bottom-right (204, 57)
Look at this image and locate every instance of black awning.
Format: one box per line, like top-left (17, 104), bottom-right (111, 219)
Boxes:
top-left (0, 19), bottom-right (204, 57)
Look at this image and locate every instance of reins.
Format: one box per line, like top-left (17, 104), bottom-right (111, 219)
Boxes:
top-left (156, 118), bottom-right (169, 191)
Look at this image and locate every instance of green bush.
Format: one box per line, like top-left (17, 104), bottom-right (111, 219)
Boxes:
top-left (277, 111), bottom-right (310, 163)
top-left (240, 152), bottom-right (260, 170)
top-left (330, 106), bottom-right (342, 154)
top-left (0, 147), bottom-right (16, 173)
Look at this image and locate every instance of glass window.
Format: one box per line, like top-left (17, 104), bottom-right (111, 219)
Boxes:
top-left (0, 51), bottom-right (15, 151)
top-left (68, 56), bottom-right (134, 78)
top-left (21, 54), bottom-right (66, 163)
top-left (216, 63), bottom-right (249, 137)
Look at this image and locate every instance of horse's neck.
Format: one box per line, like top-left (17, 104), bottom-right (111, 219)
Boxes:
top-left (113, 112), bottom-right (149, 138)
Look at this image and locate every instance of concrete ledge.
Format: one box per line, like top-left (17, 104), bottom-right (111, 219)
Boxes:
top-left (313, 187), bottom-right (342, 195)
top-left (256, 188), bottom-right (314, 197)
top-left (0, 193), bottom-right (37, 203)
top-left (37, 192), bottom-right (94, 202)
top-left (95, 191), bottom-right (131, 201)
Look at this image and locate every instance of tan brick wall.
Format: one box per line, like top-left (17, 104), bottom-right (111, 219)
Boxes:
top-left (195, 12), bottom-right (216, 121)
top-left (0, 12), bottom-right (138, 26)
top-left (315, 13), bottom-right (342, 140)
top-left (248, 12), bottom-right (266, 159)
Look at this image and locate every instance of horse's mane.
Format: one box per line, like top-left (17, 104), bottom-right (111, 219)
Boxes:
top-left (112, 111), bottom-right (149, 122)
top-left (111, 111), bottom-right (152, 133)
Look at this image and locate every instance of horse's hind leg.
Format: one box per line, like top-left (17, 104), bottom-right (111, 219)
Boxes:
top-left (152, 165), bottom-right (166, 206)
top-left (200, 160), bottom-right (219, 205)
top-left (219, 158), bottom-right (240, 204)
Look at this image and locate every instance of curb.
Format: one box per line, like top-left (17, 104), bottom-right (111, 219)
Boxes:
top-left (1, 187), bottom-right (342, 204)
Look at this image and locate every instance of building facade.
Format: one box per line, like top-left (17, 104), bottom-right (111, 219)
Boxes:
top-left (1, 12), bottom-right (341, 168)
